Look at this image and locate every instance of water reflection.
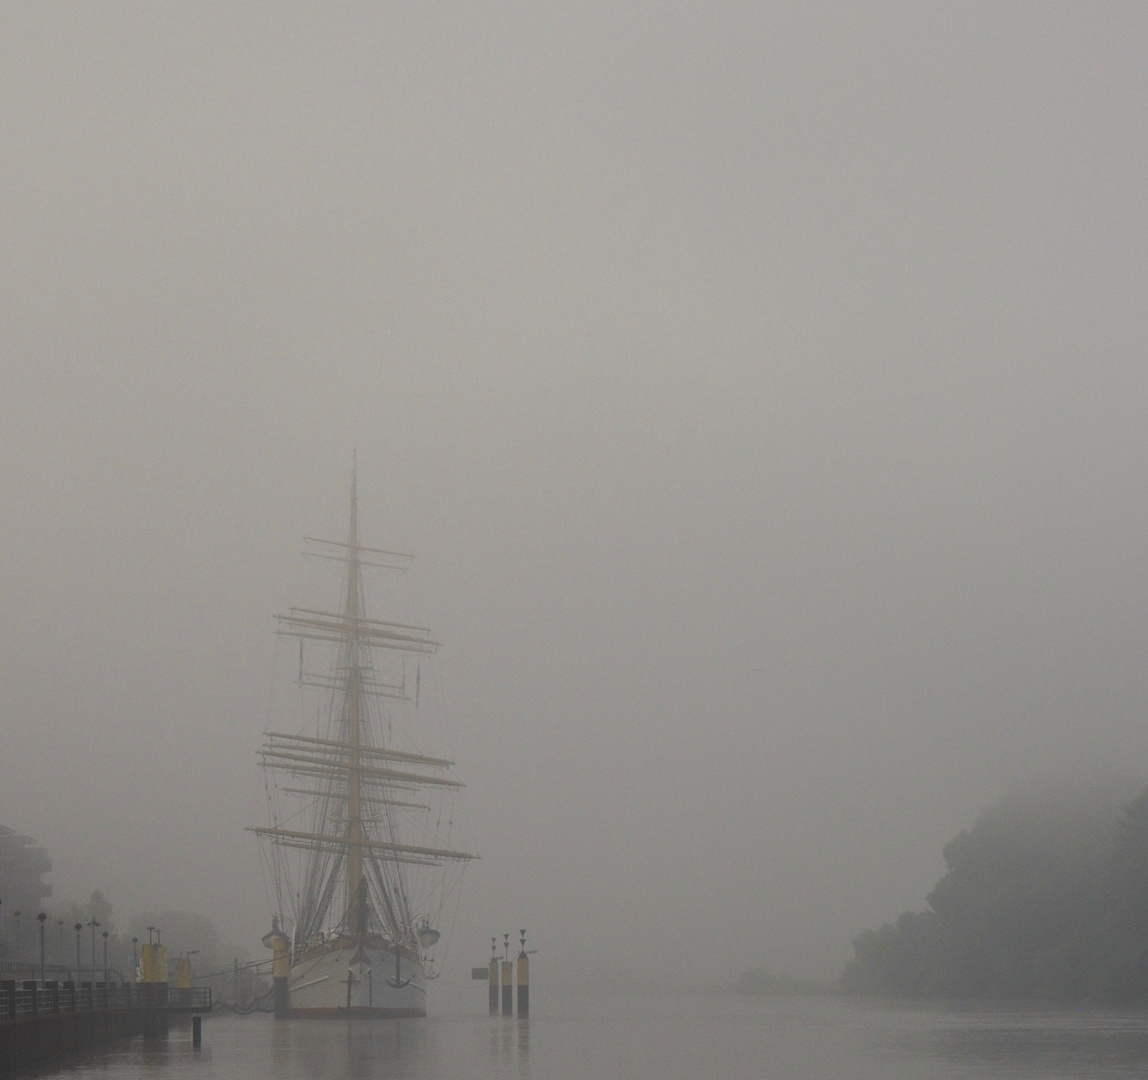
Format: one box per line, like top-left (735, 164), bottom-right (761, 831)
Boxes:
top-left (37, 994), bottom-right (1148, 1080)
top-left (271, 1014), bottom-right (292, 1073)
top-left (346, 1017), bottom-right (433, 1077)
top-left (890, 1005), bottom-right (1148, 1078)
top-left (486, 1017), bottom-right (530, 1079)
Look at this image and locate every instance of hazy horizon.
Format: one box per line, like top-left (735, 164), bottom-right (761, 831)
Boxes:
top-left (3, 3), bottom-right (1148, 988)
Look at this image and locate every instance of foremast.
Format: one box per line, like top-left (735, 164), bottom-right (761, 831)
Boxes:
top-left (251, 464), bottom-right (475, 954)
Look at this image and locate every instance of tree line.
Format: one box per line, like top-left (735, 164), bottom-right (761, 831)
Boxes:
top-left (842, 775), bottom-right (1148, 1001)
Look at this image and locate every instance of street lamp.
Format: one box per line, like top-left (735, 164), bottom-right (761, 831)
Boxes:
top-left (13, 911), bottom-right (20, 961)
top-left (87, 919), bottom-right (99, 982)
top-left (74, 923), bottom-right (82, 979)
top-left (102, 930), bottom-right (109, 986)
top-left (37, 912), bottom-right (46, 982)
top-left (131, 937), bottom-right (138, 980)
top-left (57, 919), bottom-right (64, 966)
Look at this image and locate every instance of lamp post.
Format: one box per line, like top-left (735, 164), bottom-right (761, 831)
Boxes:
top-left (102, 930), bottom-right (108, 986)
top-left (87, 919), bottom-right (99, 981)
top-left (132, 937), bottom-right (138, 981)
top-left (13, 911), bottom-right (20, 962)
top-left (74, 923), bottom-right (82, 979)
top-left (57, 918), bottom-right (64, 967)
top-left (37, 912), bottom-right (46, 982)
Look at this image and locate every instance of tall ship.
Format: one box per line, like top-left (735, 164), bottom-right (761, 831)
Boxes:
top-left (251, 465), bottom-right (476, 1017)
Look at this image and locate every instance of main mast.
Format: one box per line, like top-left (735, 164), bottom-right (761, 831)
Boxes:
top-left (252, 462), bottom-right (477, 952)
top-left (344, 460), bottom-right (365, 935)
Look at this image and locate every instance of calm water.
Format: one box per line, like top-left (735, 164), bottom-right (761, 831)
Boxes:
top-left (35, 988), bottom-right (1148, 1079)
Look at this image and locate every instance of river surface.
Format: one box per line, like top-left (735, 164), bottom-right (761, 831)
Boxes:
top-left (34, 988), bottom-right (1148, 1079)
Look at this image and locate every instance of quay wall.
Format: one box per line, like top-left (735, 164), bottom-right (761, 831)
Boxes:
top-left (0, 1008), bottom-right (162, 1075)
top-left (0, 981), bottom-right (208, 1076)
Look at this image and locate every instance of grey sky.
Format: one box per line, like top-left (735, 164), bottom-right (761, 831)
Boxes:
top-left (2, 3), bottom-right (1147, 984)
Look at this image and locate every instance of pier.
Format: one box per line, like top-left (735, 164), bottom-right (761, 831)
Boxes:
top-left (0, 979), bottom-right (210, 1075)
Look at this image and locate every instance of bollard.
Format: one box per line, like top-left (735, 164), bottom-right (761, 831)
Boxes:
top-left (516, 930), bottom-right (529, 1018)
top-left (488, 939), bottom-right (499, 1016)
top-left (192, 1015), bottom-right (202, 1047)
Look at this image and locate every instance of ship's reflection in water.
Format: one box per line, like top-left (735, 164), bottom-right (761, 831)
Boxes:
top-left (269, 1015), bottom-right (448, 1080)
top-left (262, 1011), bottom-right (531, 1080)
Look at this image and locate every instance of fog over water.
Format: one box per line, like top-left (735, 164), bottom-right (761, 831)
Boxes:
top-left (2, 4), bottom-right (1148, 989)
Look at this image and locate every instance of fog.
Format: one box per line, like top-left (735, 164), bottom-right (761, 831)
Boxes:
top-left (2, 3), bottom-right (1147, 988)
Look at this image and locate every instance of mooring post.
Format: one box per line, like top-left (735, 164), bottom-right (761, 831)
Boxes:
top-left (488, 938), bottom-right (499, 1016)
top-left (192, 1015), bottom-right (202, 1047)
top-left (261, 921), bottom-right (291, 1020)
top-left (501, 934), bottom-right (513, 1016)
top-left (516, 930), bottom-right (529, 1019)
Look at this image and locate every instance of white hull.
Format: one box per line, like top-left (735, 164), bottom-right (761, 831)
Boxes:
top-left (288, 938), bottom-right (426, 1017)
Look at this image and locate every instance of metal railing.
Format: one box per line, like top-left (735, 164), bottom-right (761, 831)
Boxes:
top-left (0, 959), bottom-right (128, 980)
top-left (0, 981), bottom-right (211, 1021)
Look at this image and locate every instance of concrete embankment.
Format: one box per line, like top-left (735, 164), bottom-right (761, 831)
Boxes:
top-left (0, 1007), bottom-right (165, 1075)
top-left (0, 981), bottom-right (209, 1076)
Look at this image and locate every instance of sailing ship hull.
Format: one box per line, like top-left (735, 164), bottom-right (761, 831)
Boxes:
top-left (288, 939), bottom-right (427, 1018)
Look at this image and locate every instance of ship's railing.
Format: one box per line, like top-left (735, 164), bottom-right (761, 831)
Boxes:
top-left (0, 981), bottom-right (211, 1020)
